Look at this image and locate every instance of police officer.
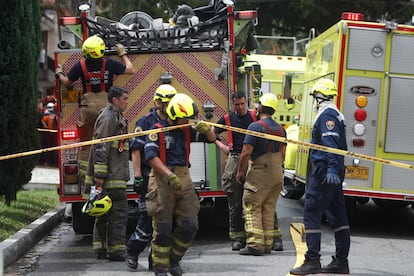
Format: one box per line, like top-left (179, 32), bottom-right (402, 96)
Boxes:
top-left (85, 86), bottom-right (130, 261)
top-left (235, 93), bottom-right (286, 256)
top-left (125, 84), bottom-right (177, 270)
top-left (144, 93), bottom-right (216, 276)
top-left (290, 79), bottom-right (350, 275)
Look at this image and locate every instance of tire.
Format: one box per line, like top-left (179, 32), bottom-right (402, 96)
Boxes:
top-left (72, 202), bottom-right (95, 234)
top-left (280, 176), bottom-right (305, 200)
top-left (372, 198), bottom-right (410, 209)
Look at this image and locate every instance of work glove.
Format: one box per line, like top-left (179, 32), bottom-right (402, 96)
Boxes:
top-left (167, 173), bottom-right (182, 191)
top-left (133, 176), bottom-right (145, 195)
top-left (55, 65), bottom-right (64, 79)
top-left (195, 121), bottom-right (211, 134)
top-left (115, 43), bottom-right (127, 57)
top-left (326, 173), bottom-right (341, 185)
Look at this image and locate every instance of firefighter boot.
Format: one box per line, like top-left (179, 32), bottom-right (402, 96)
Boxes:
top-left (321, 256), bottom-right (349, 274)
top-left (231, 240), bottom-right (246, 251)
top-left (125, 254), bottom-right (138, 270)
top-left (170, 262), bottom-right (183, 276)
top-left (272, 236), bottom-right (284, 251)
top-left (290, 258), bottom-right (321, 275)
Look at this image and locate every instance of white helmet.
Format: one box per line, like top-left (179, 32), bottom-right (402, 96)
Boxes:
top-left (46, 102), bottom-right (54, 110)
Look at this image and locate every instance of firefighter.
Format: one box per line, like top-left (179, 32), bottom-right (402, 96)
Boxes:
top-left (125, 84), bottom-right (177, 270)
top-left (290, 79), bottom-right (350, 275)
top-left (144, 93), bottom-right (216, 276)
top-left (55, 35), bottom-right (135, 182)
top-left (41, 102), bottom-right (58, 166)
top-left (235, 93), bottom-right (286, 256)
top-left (84, 86), bottom-right (130, 261)
top-left (214, 91), bottom-right (284, 251)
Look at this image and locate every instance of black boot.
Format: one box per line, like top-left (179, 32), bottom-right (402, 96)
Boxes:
top-left (170, 262), bottom-right (183, 276)
top-left (322, 256), bottom-right (349, 274)
top-left (231, 240), bottom-right (246, 251)
top-left (290, 258), bottom-right (321, 275)
top-left (272, 237), bottom-right (284, 251)
top-left (125, 254), bottom-right (138, 269)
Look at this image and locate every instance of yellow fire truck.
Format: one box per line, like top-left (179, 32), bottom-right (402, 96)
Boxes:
top-left (55, 1), bottom-right (258, 233)
top-left (282, 12), bottom-right (414, 214)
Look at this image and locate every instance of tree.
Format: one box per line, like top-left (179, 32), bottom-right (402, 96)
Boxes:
top-left (0, 1), bottom-right (40, 205)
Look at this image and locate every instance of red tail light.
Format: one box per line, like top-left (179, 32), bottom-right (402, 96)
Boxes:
top-left (62, 129), bottom-right (78, 140)
top-left (234, 10), bottom-right (257, 20)
top-left (64, 164), bottom-right (79, 175)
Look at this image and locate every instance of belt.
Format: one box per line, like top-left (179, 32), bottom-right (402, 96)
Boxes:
top-left (230, 152), bottom-right (240, 157)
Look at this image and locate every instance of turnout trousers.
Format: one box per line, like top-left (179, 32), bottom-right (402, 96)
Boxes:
top-left (243, 152), bottom-right (283, 253)
top-left (304, 162), bottom-right (350, 260)
top-left (126, 176), bottom-right (152, 256)
top-left (145, 166), bottom-right (200, 273)
top-left (92, 188), bottom-right (128, 256)
top-left (222, 154), bottom-right (245, 242)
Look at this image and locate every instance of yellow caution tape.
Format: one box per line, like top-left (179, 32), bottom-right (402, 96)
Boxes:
top-left (2, 120), bottom-right (414, 172)
top-left (0, 123), bottom-right (191, 161)
top-left (37, 128), bottom-right (58, 133)
top-left (205, 121), bottom-right (414, 171)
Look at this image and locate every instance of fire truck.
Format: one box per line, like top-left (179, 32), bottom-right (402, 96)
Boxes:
top-left (282, 12), bottom-right (414, 215)
top-left (238, 35), bottom-right (307, 126)
top-left (55, 1), bottom-right (259, 233)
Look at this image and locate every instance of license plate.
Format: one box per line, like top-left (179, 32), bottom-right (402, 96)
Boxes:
top-left (345, 166), bottom-right (369, 180)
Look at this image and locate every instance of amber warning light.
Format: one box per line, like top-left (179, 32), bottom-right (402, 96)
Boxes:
top-left (341, 12), bottom-right (364, 21)
top-left (62, 130), bottom-right (78, 140)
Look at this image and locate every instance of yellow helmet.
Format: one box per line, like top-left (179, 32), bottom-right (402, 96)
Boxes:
top-left (82, 194), bottom-right (112, 216)
top-left (166, 93), bottom-right (199, 120)
top-left (82, 35), bottom-right (105, 59)
top-left (153, 84), bottom-right (178, 103)
top-left (259, 93), bottom-right (278, 111)
top-left (311, 79), bottom-right (338, 97)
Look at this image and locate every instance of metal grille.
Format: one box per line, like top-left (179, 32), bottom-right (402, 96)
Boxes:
top-left (347, 28), bottom-right (386, 72)
top-left (390, 34), bottom-right (414, 74)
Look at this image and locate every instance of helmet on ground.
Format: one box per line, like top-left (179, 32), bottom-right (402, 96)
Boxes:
top-left (153, 84), bottom-right (177, 103)
top-left (82, 194), bottom-right (112, 217)
top-left (82, 35), bottom-right (105, 59)
top-left (311, 79), bottom-right (338, 98)
top-left (166, 93), bottom-right (199, 120)
top-left (259, 93), bottom-right (278, 111)
top-left (46, 102), bottom-right (54, 110)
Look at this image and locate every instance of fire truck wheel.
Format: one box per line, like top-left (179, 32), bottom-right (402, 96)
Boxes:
top-left (372, 198), bottom-right (410, 210)
top-left (280, 176), bottom-right (305, 200)
top-left (71, 202), bottom-right (95, 234)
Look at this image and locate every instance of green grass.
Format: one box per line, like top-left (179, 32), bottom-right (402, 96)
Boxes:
top-left (0, 190), bottom-right (60, 242)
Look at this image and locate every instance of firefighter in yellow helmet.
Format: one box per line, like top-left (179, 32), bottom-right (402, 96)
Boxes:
top-left (144, 93), bottom-right (216, 276)
top-left (236, 93), bottom-right (286, 256)
top-left (125, 84), bottom-right (177, 270)
top-left (55, 35), bottom-right (135, 197)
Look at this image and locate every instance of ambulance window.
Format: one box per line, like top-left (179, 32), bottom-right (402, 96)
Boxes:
top-left (283, 74), bottom-right (292, 99)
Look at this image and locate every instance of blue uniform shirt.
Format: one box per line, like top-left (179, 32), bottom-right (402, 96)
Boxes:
top-left (67, 58), bottom-right (126, 92)
top-left (216, 111), bottom-right (256, 153)
top-left (243, 117), bottom-right (285, 161)
top-left (144, 121), bottom-right (210, 167)
top-left (310, 105), bottom-right (348, 175)
top-left (130, 109), bottom-right (163, 176)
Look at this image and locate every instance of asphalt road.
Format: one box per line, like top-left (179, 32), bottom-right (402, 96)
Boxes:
top-left (5, 197), bottom-right (414, 275)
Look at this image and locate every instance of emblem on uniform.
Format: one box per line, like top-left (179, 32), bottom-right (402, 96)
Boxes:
top-left (326, 120), bottom-right (335, 130)
top-left (134, 126), bottom-right (142, 132)
top-left (149, 133), bottom-right (158, 141)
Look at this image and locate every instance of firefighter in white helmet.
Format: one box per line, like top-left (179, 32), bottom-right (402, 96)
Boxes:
top-left (290, 78), bottom-right (350, 275)
top-left (235, 93), bottom-right (286, 256)
top-left (144, 93), bottom-right (216, 276)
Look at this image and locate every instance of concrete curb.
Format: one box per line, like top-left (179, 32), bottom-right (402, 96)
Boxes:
top-left (0, 203), bottom-right (65, 270)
